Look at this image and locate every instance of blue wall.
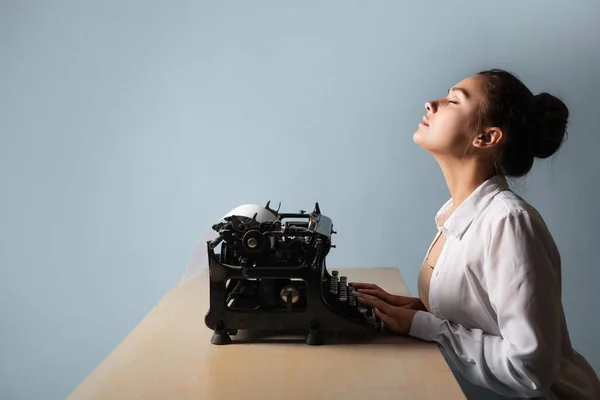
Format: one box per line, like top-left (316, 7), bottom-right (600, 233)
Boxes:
top-left (1, 1), bottom-right (599, 398)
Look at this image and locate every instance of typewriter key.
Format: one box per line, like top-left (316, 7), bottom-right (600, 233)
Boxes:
top-left (330, 271), bottom-right (339, 294)
top-left (339, 276), bottom-right (348, 302)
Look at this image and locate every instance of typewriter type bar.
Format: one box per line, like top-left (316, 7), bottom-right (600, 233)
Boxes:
top-left (204, 202), bottom-right (384, 345)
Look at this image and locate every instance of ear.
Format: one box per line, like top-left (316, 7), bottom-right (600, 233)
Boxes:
top-left (473, 127), bottom-right (503, 149)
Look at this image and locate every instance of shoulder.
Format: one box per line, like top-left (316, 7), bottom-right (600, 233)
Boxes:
top-left (478, 189), bottom-right (560, 263)
top-left (481, 189), bottom-right (547, 230)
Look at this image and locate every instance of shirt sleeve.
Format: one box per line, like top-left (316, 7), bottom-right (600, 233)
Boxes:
top-left (408, 209), bottom-right (563, 398)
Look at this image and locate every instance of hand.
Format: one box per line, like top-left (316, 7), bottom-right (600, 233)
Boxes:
top-left (348, 282), bottom-right (426, 311)
top-left (353, 291), bottom-right (419, 335)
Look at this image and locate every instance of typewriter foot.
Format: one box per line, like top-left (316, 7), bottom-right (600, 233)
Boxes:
top-left (306, 322), bottom-right (324, 346)
top-left (211, 323), bottom-right (232, 345)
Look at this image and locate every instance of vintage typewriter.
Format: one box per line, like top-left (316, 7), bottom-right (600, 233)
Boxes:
top-left (204, 202), bottom-right (385, 345)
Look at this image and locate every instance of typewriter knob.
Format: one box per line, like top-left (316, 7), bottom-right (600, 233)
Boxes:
top-left (280, 285), bottom-right (300, 304)
top-left (242, 230), bottom-right (264, 253)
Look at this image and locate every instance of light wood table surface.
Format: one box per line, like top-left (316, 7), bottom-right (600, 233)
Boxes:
top-left (68, 267), bottom-right (465, 399)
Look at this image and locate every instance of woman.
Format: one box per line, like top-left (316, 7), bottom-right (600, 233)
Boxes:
top-left (350, 69), bottom-right (600, 399)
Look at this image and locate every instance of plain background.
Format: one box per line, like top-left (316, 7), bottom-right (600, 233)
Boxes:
top-left (1, 1), bottom-right (599, 398)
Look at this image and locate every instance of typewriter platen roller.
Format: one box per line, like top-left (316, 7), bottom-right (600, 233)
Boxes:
top-left (204, 202), bottom-right (385, 345)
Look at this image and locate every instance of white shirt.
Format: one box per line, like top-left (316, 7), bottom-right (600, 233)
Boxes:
top-left (408, 174), bottom-right (600, 399)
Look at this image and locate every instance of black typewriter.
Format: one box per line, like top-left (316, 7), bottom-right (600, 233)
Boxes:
top-left (204, 202), bottom-right (385, 345)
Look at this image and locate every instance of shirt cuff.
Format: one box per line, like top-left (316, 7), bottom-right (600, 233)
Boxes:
top-left (408, 310), bottom-right (445, 342)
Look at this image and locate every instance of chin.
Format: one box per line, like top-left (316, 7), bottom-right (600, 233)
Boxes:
top-left (413, 131), bottom-right (425, 147)
top-left (413, 135), bottom-right (439, 156)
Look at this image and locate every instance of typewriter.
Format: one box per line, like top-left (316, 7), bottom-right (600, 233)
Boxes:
top-left (204, 201), bottom-right (385, 345)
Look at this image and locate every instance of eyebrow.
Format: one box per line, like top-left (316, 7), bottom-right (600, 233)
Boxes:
top-left (448, 86), bottom-right (469, 99)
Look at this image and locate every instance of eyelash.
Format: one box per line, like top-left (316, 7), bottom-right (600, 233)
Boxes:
top-left (448, 100), bottom-right (458, 105)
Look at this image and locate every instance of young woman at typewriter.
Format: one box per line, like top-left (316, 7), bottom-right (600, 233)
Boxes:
top-left (350, 69), bottom-right (600, 399)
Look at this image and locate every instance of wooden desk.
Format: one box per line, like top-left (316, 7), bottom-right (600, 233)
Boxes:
top-left (68, 268), bottom-right (465, 399)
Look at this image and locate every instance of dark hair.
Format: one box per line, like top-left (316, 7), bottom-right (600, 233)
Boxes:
top-left (475, 69), bottom-right (569, 177)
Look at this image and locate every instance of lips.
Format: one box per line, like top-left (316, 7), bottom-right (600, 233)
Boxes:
top-left (421, 116), bottom-right (429, 126)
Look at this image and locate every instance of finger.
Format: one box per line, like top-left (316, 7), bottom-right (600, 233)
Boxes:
top-left (348, 282), bottom-right (377, 289)
top-left (355, 293), bottom-right (392, 313)
top-left (352, 291), bottom-right (377, 299)
top-left (354, 293), bottom-right (379, 307)
top-left (356, 287), bottom-right (392, 302)
top-left (373, 308), bottom-right (394, 325)
top-left (356, 288), bottom-right (379, 296)
top-left (373, 308), bottom-right (395, 329)
top-left (353, 291), bottom-right (377, 300)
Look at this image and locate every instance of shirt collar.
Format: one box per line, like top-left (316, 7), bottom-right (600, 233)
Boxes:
top-left (435, 174), bottom-right (510, 239)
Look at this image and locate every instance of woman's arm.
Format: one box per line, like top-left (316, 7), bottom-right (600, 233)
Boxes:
top-left (409, 210), bottom-right (562, 398)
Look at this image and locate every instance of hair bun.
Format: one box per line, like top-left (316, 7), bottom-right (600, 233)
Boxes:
top-left (533, 92), bottom-right (569, 159)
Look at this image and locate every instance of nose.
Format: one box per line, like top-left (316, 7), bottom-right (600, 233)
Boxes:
top-left (425, 101), bottom-right (436, 113)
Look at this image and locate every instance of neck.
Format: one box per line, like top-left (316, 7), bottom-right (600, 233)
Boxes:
top-left (437, 157), bottom-right (495, 211)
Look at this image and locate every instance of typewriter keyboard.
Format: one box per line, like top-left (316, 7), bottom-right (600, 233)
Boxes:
top-left (328, 270), bottom-right (370, 316)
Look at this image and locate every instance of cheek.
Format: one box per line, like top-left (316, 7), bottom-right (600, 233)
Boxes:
top-left (437, 123), bottom-right (465, 145)
top-left (430, 120), bottom-right (464, 143)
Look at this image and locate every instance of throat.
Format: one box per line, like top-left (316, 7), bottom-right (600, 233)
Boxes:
top-left (438, 160), bottom-right (495, 210)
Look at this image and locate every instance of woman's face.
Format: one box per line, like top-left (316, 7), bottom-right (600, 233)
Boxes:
top-left (413, 75), bottom-right (487, 159)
